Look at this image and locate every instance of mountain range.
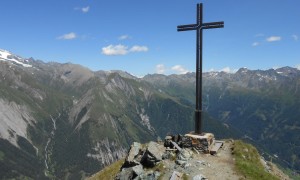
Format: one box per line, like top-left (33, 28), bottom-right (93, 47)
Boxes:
top-left (0, 49), bottom-right (299, 179)
top-left (144, 66), bottom-right (300, 174)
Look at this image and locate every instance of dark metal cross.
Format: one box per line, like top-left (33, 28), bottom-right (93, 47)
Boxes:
top-left (177, 3), bottom-right (224, 134)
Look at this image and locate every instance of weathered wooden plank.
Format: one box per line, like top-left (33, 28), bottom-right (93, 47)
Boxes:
top-left (210, 141), bottom-right (223, 155)
top-left (171, 141), bottom-right (182, 151)
top-left (185, 133), bottom-right (214, 140)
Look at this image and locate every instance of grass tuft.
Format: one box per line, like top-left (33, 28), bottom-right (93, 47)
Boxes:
top-left (87, 159), bottom-right (124, 180)
top-left (233, 140), bottom-right (279, 180)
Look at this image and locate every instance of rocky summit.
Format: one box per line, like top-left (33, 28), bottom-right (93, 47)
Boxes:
top-left (92, 139), bottom-right (290, 180)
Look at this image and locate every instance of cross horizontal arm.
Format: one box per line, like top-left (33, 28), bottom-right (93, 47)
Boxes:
top-left (177, 27), bottom-right (198, 32)
top-left (202, 21), bottom-right (224, 26)
top-left (177, 24), bottom-right (197, 29)
top-left (202, 24), bottom-right (224, 29)
top-left (201, 21), bottom-right (224, 29)
top-left (202, 21), bottom-right (224, 29)
top-left (177, 24), bottom-right (198, 32)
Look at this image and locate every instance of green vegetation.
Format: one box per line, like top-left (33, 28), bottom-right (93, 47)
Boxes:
top-left (182, 173), bottom-right (189, 180)
top-left (209, 86), bottom-right (300, 171)
top-left (0, 151), bottom-right (4, 161)
top-left (4, 62), bottom-right (298, 179)
top-left (144, 69), bottom-right (300, 173)
top-left (0, 139), bottom-right (47, 179)
top-left (89, 160), bottom-right (167, 180)
top-left (87, 159), bottom-right (124, 180)
top-left (232, 140), bottom-right (279, 180)
top-left (282, 168), bottom-right (300, 180)
top-left (0, 65), bottom-right (242, 179)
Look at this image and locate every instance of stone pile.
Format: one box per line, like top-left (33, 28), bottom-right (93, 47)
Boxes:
top-left (115, 141), bottom-right (165, 180)
top-left (115, 133), bottom-right (219, 180)
top-left (164, 133), bottom-right (215, 154)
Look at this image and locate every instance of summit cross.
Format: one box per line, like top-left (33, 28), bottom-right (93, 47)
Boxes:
top-left (177, 3), bottom-right (224, 134)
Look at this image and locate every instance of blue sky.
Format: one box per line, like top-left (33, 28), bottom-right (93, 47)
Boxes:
top-left (0, 0), bottom-right (299, 76)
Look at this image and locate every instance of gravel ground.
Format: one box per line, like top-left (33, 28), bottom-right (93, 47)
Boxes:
top-left (160, 140), bottom-right (242, 180)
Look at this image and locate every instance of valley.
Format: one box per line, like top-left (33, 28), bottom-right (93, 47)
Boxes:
top-left (0, 49), bottom-right (299, 179)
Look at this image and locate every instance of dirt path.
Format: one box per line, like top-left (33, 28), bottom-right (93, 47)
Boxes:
top-left (191, 141), bottom-right (240, 179)
top-left (160, 141), bottom-right (242, 180)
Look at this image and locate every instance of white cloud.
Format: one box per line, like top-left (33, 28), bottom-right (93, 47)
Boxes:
top-left (266, 36), bottom-right (281, 42)
top-left (101, 44), bottom-right (148, 55)
top-left (296, 64), bottom-right (300, 70)
top-left (119, 35), bottom-right (130, 40)
top-left (155, 64), bottom-right (166, 74)
top-left (292, 34), bottom-right (298, 41)
top-left (171, 65), bottom-right (189, 74)
top-left (221, 67), bottom-right (231, 73)
top-left (129, 46), bottom-right (149, 52)
top-left (220, 67), bottom-right (237, 73)
top-left (82, 6), bottom-right (90, 13)
top-left (74, 6), bottom-right (90, 13)
top-left (57, 32), bottom-right (77, 40)
top-left (254, 33), bottom-right (264, 37)
top-left (102, 44), bottom-right (128, 55)
top-left (252, 42), bottom-right (260, 47)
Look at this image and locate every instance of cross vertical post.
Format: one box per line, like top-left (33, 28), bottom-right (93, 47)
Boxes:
top-left (177, 3), bottom-right (224, 134)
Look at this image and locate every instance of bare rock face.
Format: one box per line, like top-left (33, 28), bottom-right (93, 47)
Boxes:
top-left (122, 141), bottom-right (166, 169)
top-left (176, 149), bottom-right (193, 165)
top-left (0, 99), bottom-right (35, 147)
top-left (178, 149), bottom-right (193, 161)
top-left (116, 168), bottom-right (135, 180)
top-left (87, 138), bottom-right (127, 166)
top-left (124, 142), bottom-right (142, 167)
top-left (58, 63), bottom-right (95, 86)
top-left (141, 141), bottom-right (166, 167)
top-left (147, 141), bottom-right (166, 161)
top-left (116, 141), bottom-right (165, 180)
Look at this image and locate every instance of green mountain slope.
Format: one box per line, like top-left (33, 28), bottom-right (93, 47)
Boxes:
top-left (144, 67), bottom-right (300, 173)
top-left (0, 59), bottom-right (240, 179)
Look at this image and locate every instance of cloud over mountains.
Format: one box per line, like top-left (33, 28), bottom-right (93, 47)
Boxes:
top-left (102, 44), bottom-right (148, 55)
top-left (57, 32), bottom-right (77, 40)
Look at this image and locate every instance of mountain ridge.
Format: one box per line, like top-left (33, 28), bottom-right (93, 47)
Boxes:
top-left (0, 48), bottom-right (299, 179)
top-left (143, 66), bottom-right (300, 174)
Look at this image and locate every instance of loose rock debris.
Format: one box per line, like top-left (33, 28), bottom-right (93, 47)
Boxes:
top-left (115, 133), bottom-right (237, 180)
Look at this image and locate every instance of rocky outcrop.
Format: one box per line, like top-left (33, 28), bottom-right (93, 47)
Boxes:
top-left (0, 99), bottom-right (35, 147)
top-left (116, 141), bottom-right (165, 180)
top-left (87, 138), bottom-right (127, 166)
top-left (124, 142), bottom-right (142, 167)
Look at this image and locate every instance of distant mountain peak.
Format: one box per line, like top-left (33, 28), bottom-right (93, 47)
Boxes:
top-left (275, 66), bottom-right (300, 76)
top-left (0, 48), bottom-right (32, 68)
top-left (236, 67), bottom-right (249, 74)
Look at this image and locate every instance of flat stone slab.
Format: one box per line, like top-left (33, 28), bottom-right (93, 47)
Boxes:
top-left (147, 141), bottom-right (166, 161)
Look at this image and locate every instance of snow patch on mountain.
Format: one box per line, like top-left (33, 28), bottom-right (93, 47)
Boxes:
top-left (256, 73), bottom-right (277, 81)
top-left (0, 49), bottom-right (32, 68)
